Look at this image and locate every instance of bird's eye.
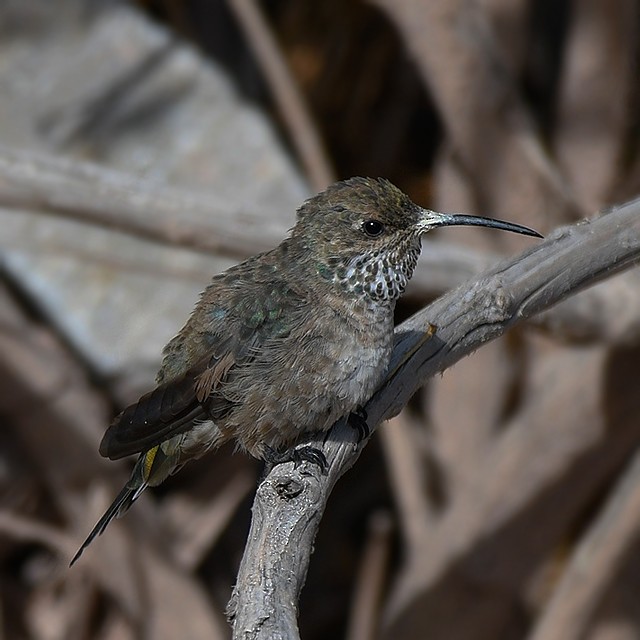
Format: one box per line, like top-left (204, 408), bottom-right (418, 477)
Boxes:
top-left (362, 220), bottom-right (385, 237)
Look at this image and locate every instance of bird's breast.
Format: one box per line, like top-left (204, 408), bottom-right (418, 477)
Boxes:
top-left (324, 314), bottom-right (393, 406)
top-left (220, 302), bottom-right (395, 455)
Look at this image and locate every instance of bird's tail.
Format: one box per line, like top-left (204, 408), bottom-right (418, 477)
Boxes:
top-left (69, 459), bottom-right (149, 567)
top-left (70, 441), bottom-right (182, 566)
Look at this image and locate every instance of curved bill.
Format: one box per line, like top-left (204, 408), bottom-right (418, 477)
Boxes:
top-left (422, 210), bottom-right (543, 239)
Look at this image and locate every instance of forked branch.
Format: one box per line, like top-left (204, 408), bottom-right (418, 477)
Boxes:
top-left (228, 198), bottom-right (640, 639)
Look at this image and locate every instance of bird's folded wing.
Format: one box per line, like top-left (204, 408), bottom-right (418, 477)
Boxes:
top-left (99, 375), bottom-right (204, 460)
top-left (98, 338), bottom-right (242, 460)
top-left (98, 277), bottom-right (306, 460)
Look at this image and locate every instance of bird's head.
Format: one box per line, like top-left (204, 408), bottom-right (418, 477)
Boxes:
top-left (291, 177), bottom-right (541, 303)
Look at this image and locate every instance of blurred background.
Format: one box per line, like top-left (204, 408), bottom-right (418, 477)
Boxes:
top-left (1, 0), bottom-right (640, 638)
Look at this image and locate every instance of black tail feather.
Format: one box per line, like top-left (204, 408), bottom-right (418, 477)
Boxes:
top-left (69, 482), bottom-right (144, 567)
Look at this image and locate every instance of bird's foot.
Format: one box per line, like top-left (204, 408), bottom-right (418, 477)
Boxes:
top-left (348, 406), bottom-right (370, 442)
top-left (264, 445), bottom-right (328, 474)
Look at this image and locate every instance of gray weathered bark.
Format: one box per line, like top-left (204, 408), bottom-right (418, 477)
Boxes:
top-left (227, 197), bottom-right (640, 639)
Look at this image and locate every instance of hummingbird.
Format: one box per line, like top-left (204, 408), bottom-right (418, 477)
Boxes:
top-left (70, 177), bottom-right (541, 565)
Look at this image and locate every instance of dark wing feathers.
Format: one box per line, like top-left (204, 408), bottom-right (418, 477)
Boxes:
top-left (99, 274), bottom-right (306, 461)
top-left (99, 370), bottom-right (209, 460)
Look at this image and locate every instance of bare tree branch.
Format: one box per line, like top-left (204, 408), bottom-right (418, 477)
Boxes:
top-left (0, 282), bottom-right (229, 638)
top-left (371, 0), bottom-right (582, 228)
top-left (4, 147), bottom-right (640, 349)
top-left (528, 448), bottom-right (640, 640)
top-left (0, 145), bottom-right (284, 259)
top-left (346, 511), bottom-right (394, 640)
top-left (380, 414), bottom-right (436, 550)
top-left (226, 0), bottom-right (335, 191)
top-left (555, 0), bottom-right (638, 212)
top-left (227, 197), bottom-right (640, 639)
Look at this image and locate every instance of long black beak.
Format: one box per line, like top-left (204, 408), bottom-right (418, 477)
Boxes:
top-left (421, 210), bottom-right (543, 239)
